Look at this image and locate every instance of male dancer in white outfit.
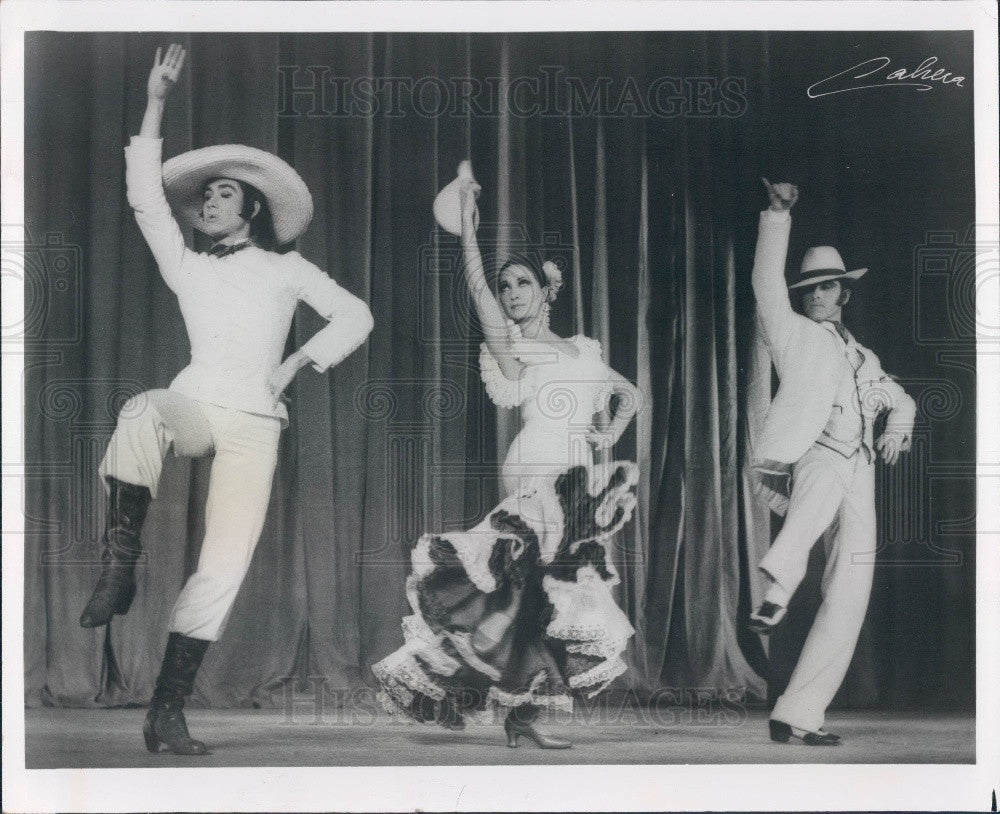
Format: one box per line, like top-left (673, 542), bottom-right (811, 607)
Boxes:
top-left (747, 179), bottom-right (916, 745)
top-left (78, 45), bottom-right (373, 755)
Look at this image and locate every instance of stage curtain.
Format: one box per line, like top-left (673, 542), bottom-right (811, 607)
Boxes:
top-left (23, 31), bottom-right (975, 713)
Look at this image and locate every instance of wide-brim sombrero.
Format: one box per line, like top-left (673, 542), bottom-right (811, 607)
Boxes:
top-left (162, 144), bottom-right (313, 245)
top-left (433, 160), bottom-right (480, 236)
top-left (788, 245), bottom-right (868, 289)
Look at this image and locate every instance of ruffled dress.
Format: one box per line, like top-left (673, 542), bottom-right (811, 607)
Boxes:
top-left (373, 336), bottom-right (637, 724)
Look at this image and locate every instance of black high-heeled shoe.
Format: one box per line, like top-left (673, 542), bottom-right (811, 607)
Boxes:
top-left (769, 719), bottom-right (841, 746)
top-left (503, 717), bottom-right (572, 749)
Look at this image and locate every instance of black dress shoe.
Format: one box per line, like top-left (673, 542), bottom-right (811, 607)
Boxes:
top-left (769, 719), bottom-right (841, 745)
top-left (749, 601), bottom-right (787, 634)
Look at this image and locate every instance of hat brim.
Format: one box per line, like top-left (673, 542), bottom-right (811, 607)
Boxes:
top-left (788, 267), bottom-right (868, 289)
top-left (433, 175), bottom-right (479, 236)
top-left (162, 145), bottom-right (313, 245)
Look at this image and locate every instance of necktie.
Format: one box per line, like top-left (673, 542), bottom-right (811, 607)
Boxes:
top-left (829, 321), bottom-right (850, 344)
top-left (209, 240), bottom-right (254, 259)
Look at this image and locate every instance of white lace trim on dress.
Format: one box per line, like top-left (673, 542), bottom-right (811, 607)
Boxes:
top-left (479, 343), bottom-right (530, 409)
top-left (568, 656), bottom-right (628, 697)
top-left (566, 638), bottom-right (630, 659)
top-left (372, 651), bottom-right (446, 702)
top-left (487, 671), bottom-right (575, 711)
top-left (542, 571), bottom-right (636, 655)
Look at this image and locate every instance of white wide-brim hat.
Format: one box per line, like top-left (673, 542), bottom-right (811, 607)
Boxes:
top-left (162, 144), bottom-right (314, 245)
top-left (788, 245), bottom-right (868, 289)
top-left (433, 160), bottom-right (479, 236)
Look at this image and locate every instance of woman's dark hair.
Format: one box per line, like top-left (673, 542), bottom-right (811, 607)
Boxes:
top-left (236, 181), bottom-right (277, 250)
top-left (498, 252), bottom-right (546, 289)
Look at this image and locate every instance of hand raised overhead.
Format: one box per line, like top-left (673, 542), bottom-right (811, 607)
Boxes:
top-left (148, 43), bottom-right (187, 102)
top-left (459, 177), bottom-right (482, 225)
top-left (762, 177), bottom-right (799, 212)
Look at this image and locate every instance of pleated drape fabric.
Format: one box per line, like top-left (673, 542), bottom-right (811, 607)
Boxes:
top-left (24, 31), bottom-right (975, 713)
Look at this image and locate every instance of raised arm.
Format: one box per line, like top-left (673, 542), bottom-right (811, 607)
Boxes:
top-left (459, 180), bottom-right (523, 381)
top-left (140, 44), bottom-right (186, 139)
top-left (751, 179), bottom-right (798, 348)
top-left (126, 45), bottom-right (189, 288)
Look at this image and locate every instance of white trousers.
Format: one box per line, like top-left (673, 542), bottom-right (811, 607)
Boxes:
top-left (98, 389), bottom-right (281, 641)
top-left (759, 444), bottom-right (876, 732)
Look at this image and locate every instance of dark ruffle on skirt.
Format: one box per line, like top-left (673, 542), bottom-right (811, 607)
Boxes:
top-left (373, 461), bottom-right (638, 726)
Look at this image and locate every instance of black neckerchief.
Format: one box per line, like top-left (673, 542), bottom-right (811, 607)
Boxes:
top-left (209, 239), bottom-right (255, 259)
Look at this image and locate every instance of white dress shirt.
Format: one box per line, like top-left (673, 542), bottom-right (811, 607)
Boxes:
top-left (125, 136), bottom-right (373, 425)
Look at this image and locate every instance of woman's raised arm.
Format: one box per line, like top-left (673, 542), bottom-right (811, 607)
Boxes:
top-left (459, 180), bottom-right (522, 381)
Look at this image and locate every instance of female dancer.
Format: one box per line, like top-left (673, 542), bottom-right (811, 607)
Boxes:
top-left (373, 175), bottom-right (640, 749)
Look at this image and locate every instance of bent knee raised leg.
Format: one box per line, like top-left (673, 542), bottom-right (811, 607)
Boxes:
top-left (122, 389), bottom-right (213, 457)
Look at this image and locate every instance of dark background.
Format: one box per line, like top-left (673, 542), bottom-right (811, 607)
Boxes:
top-left (23, 31), bottom-right (975, 714)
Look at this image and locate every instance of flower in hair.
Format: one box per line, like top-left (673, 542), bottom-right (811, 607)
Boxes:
top-left (542, 260), bottom-right (564, 301)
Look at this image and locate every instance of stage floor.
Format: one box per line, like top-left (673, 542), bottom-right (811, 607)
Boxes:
top-left (23, 707), bottom-right (973, 768)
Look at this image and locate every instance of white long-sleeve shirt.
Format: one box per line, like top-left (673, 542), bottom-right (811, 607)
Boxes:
top-left (125, 136), bottom-right (373, 425)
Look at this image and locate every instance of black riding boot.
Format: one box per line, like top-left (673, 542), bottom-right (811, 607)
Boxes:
top-left (143, 632), bottom-right (211, 755)
top-left (79, 477), bottom-right (152, 628)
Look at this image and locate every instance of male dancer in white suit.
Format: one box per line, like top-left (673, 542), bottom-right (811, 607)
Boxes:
top-left (78, 45), bottom-right (373, 755)
top-left (747, 179), bottom-right (916, 745)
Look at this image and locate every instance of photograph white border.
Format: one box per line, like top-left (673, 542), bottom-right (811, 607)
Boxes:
top-left (2, 2), bottom-right (997, 811)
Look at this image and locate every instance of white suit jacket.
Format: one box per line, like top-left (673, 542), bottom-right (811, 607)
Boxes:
top-left (746, 209), bottom-right (916, 513)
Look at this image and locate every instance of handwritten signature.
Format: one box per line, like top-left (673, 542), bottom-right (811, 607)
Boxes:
top-left (808, 57), bottom-right (966, 99)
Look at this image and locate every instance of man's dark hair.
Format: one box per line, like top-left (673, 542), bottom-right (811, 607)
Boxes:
top-left (836, 278), bottom-right (854, 305)
top-left (236, 181), bottom-right (277, 250)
